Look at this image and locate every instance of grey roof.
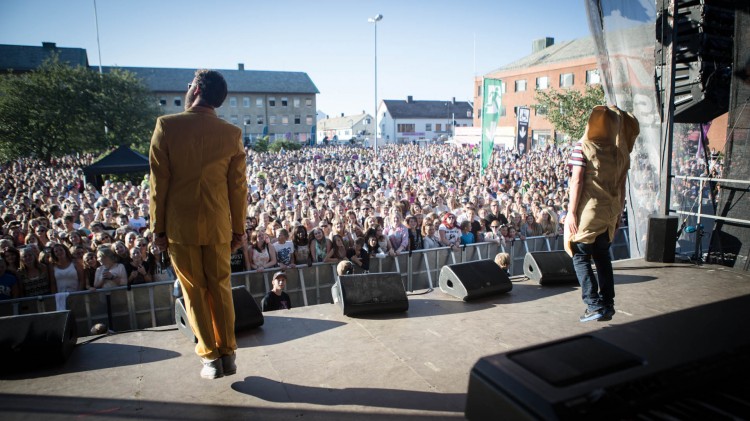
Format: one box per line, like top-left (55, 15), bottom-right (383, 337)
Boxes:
top-left (102, 66), bottom-right (319, 94)
top-left (0, 43), bottom-right (89, 72)
top-left (383, 99), bottom-right (473, 119)
top-left (489, 37), bottom-right (596, 73)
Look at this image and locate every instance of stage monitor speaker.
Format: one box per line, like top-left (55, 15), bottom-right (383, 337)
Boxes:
top-left (465, 295), bottom-right (750, 420)
top-left (523, 251), bottom-right (578, 285)
top-left (176, 286), bottom-right (264, 343)
top-left (335, 272), bottom-right (408, 317)
top-left (645, 215), bottom-right (678, 263)
top-left (0, 310), bottom-right (77, 373)
top-left (439, 260), bottom-right (512, 301)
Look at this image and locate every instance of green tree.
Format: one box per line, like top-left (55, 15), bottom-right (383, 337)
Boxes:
top-left (252, 136), bottom-right (270, 153)
top-left (534, 84), bottom-right (605, 142)
top-left (0, 56), bottom-right (159, 161)
top-left (268, 140), bottom-right (302, 153)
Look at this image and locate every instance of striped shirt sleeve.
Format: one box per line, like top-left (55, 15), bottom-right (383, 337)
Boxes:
top-left (568, 140), bottom-right (586, 168)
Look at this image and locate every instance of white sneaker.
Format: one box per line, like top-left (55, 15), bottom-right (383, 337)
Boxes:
top-left (200, 358), bottom-right (224, 379)
top-left (221, 354), bottom-right (237, 376)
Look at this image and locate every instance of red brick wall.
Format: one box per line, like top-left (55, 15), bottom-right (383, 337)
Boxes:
top-left (474, 56), bottom-right (599, 138)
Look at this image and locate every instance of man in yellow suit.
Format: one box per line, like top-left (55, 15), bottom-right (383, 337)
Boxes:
top-left (149, 69), bottom-right (247, 379)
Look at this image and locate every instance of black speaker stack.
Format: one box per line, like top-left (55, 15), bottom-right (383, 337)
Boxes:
top-left (656, 0), bottom-right (735, 123)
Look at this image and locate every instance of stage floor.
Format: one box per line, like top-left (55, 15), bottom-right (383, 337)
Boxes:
top-left (2, 259), bottom-right (750, 420)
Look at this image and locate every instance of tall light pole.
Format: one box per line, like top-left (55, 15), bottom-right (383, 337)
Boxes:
top-left (368, 13), bottom-right (383, 157)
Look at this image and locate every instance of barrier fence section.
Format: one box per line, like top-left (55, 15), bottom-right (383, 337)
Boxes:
top-left (0, 228), bottom-right (629, 333)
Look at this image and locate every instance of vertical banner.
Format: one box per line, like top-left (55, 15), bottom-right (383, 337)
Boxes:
top-left (516, 106), bottom-right (529, 154)
top-left (481, 78), bottom-right (502, 173)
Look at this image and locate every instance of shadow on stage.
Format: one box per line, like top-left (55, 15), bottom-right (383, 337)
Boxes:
top-left (231, 376), bottom-right (464, 413)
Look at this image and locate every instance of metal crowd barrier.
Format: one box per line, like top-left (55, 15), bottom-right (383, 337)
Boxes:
top-left (0, 227), bottom-right (630, 333)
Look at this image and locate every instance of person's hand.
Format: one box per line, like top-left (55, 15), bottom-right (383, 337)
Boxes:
top-left (231, 232), bottom-right (244, 252)
top-left (567, 213), bottom-right (578, 235)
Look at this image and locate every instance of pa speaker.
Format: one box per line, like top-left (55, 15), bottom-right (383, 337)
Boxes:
top-left (645, 215), bottom-right (678, 263)
top-left (0, 310), bottom-right (77, 373)
top-left (439, 260), bottom-right (512, 301)
top-left (523, 251), bottom-right (577, 285)
top-left (335, 272), bottom-right (408, 316)
top-left (176, 286), bottom-right (264, 343)
top-left (655, 0), bottom-right (735, 123)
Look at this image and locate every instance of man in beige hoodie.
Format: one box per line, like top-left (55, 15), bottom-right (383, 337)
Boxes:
top-left (565, 105), bottom-right (639, 322)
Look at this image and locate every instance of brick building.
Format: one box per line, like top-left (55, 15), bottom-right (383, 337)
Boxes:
top-left (473, 37), bottom-right (600, 148)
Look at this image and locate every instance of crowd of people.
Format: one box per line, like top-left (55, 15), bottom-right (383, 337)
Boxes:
top-left (0, 140), bottom-right (719, 301)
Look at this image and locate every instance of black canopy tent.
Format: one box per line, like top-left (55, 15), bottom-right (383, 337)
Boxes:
top-left (83, 145), bottom-right (149, 189)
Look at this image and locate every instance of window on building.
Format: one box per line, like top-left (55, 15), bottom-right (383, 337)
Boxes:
top-left (173, 97), bottom-right (181, 107)
top-left (257, 116), bottom-right (264, 125)
top-left (466, 110), bottom-right (472, 118)
top-left (500, 106), bottom-right (506, 117)
top-left (281, 97), bottom-right (288, 107)
top-left (229, 97), bottom-right (237, 107)
top-left (536, 76), bottom-right (549, 90)
top-left (306, 115), bottom-right (313, 125)
top-left (500, 81), bottom-right (506, 94)
top-left (477, 84), bottom-right (482, 97)
top-left (425, 123), bottom-right (432, 131)
top-left (535, 105), bottom-right (548, 116)
top-left (397, 123), bottom-right (415, 133)
top-left (294, 115), bottom-right (301, 124)
top-left (256, 98), bottom-right (263, 107)
top-left (364, 118), bottom-right (371, 125)
top-left (515, 79), bottom-right (527, 92)
top-left (159, 98), bottom-right (167, 106)
top-left (269, 97), bottom-right (276, 107)
top-left (559, 73), bottom-right (574, 87)
top-left (282, 116), bottom-right (289, 125)
top-left (293, 98), bottom-right (300, 107)
top-left (305, 98), bottom-right (312, 107)
top-left (269, 115), bottom-right (276, 125)
top-left (230, 115), bottom-right (238, 124)
top-left (243, 97), bottom-right (250, 107)
top-left (436, 123), bottom-right (443, 132)
top-left (446, 124), bottom-right (452, 132)
top-left (243, 116), bottom-right (251, 125)
top-left (586, 69), bottom-right (601, 85)
top-left (478, 109), bottom-right (482, 119)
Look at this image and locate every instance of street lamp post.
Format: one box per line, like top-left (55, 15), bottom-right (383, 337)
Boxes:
top-left (368, 13), bottom-right (383, 157)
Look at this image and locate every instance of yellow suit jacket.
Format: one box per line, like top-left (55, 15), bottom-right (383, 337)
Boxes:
top-left (149, 106), bottom-right (247, 245)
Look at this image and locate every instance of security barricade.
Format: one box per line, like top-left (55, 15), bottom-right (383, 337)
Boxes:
top-left (0, 228), bottom-right (630, 331)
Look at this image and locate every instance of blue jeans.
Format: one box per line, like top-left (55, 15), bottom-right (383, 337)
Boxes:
top-left (572, 232), bottom-right (614, 312)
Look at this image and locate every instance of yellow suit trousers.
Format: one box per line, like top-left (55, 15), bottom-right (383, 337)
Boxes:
top-left (169, 242), bottom-right (235, 360)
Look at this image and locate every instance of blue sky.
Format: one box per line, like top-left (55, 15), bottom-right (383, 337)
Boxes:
top-left (1, 0), bottom-right (591, 117)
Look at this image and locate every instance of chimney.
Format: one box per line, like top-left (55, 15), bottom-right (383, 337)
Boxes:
top-left (238, 63), bottom-right (244, 71)
top-left (532, 37), bottom-right (554, 53)
top-left (452, 97), bottom-right (456, 105)
top-left (407, 95), bottom-right (413, 103)
top-left (341, 112), bottom-right (344, 117)
top-left (42, 42), bottom-right (56, 49)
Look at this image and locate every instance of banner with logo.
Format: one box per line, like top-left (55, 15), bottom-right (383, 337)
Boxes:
top-left (516, 106), bottom-right (529, 154)
top-left (481, 78), bottom-right (503, 173)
